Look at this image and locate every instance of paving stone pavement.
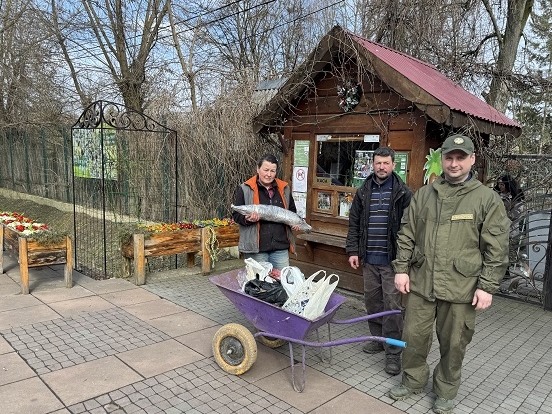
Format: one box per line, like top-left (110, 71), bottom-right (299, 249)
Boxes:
top-left (2, 308), bottom-right (171, 374)
top-left (1, 255), bottom-right (552, 414)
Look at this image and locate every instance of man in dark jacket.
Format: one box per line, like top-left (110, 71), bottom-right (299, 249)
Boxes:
top-left (346, 146), bottom-right (412, 375)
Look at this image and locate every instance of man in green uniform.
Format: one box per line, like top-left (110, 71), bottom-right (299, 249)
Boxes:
top-left (388, 134), bottom-right (510, 414)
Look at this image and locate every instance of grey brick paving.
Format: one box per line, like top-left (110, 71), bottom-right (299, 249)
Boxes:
top-left (143, 273), bottom-right (552, 414)
top-left (0, 307), bottom-right (171, 374)
top-left (66, 359), bottom-right (301, 414)
top-left (2, 263), bottom-right (552, 413)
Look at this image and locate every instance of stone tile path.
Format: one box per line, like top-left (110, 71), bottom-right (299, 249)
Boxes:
top-left (1, 256), bottom-right (552, 413)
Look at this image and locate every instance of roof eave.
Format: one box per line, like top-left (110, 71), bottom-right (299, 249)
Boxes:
top-left (365, 53), bottom-right (522, 137)
top-left (430, 108), bottom-right (523, 137)
top-left (254, 26), bottom-right (522, 138)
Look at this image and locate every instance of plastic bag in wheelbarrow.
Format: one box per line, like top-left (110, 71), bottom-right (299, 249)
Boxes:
top-left (282, 270), bottom-right (339, 320)
top-left (244, 278), bottom-right (288, 307)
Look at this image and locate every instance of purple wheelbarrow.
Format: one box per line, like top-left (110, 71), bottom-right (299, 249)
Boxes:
top-left (210, 269), bottom-right (406, 392)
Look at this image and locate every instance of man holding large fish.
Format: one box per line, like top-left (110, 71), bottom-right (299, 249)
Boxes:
top-left (232, 154), bottom-right (305, 270)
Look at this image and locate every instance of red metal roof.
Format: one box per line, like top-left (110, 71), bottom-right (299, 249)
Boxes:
top-left (347, 31), bottom-right (521, 129)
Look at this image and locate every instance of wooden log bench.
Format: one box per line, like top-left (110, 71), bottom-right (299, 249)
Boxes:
top-left (121, 225), bottom-right (239, 285)
top-left (0, 225), bottom-right (73, 294)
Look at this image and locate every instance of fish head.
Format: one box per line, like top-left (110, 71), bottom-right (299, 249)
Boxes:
top-left (299, 222), bottom-right (312, 233)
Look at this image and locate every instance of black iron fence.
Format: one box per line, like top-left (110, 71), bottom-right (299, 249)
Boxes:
top-left (492, 154), bottom-right (552, 308)
top-left (0, 102), bottom-right (181, 279)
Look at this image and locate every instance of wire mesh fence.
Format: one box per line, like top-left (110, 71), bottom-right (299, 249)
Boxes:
top-left (0, 127), bottom-right (72, 202)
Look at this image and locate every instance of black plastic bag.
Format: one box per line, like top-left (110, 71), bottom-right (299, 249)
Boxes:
top-left (244, 278), bottom-right (288, 307)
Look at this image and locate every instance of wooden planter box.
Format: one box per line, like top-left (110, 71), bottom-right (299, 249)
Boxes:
top-left (0, 225), bottom-right (73, 294)
top-left (121, 225), bottom-right (239, 285)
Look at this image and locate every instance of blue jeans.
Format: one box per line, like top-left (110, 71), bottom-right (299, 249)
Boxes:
top-left (243, 249), bottom-right (289, 270)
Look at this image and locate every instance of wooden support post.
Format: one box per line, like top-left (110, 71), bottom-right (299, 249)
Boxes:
top-left (0, 225), bottom-right (4, 274)
top-left (64, 236), bottom-right (73, 288)
top-left (201, 227), bottom-right (211, 275)
top-left (19, 237), bottom-right (29, 294)
top-left (133, 233), bottom-right (146, 285)
top-left (186, 253), bottom-right (195, 267)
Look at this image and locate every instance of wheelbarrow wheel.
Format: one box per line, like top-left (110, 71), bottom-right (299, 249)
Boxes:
top-left (212, 323), bottom-right (257, 375)
top-left (256, 330), bottom-right (287, 348)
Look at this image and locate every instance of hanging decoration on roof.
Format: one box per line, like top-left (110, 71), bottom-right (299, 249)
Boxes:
top-left (337, 80), bottom-right (362, 112)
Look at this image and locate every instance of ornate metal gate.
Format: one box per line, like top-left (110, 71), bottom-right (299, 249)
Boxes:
top-left (495, 154), bottom-right (552, 308)
top-left (71, 101), bottom-right (178, 278)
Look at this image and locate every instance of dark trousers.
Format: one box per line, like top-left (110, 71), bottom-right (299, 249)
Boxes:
top-left (363, 263), bottom-right (403, 356)
top-left (401, 293), bottom-right (476, 399)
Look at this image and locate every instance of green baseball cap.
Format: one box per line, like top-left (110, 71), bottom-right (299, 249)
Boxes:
top-left (441, 134), bottom-right (474, 155)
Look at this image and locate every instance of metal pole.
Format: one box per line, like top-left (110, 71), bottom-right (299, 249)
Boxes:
top-left (100, 101), bottom-right (108, 277)
top-left (542, 213), bottom-right (552, 311)
top-left (63, 128), bottom-right (71, 202)
top-left (70, 126), bottom-right (79, 272)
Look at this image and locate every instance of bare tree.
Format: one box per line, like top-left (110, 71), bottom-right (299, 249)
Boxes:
top-left (482, 0), bottom-right (534, 112)
top-left (167, 1), bottom-right (200, 112)
top-left (510, 0), bottom-right (552, 154)
top-left (46, 0), bottom-right (170, 112)
top-left (262, 0), bottom-right (340, 79)
top-left (84, 0), bottom-right (170, 112)
top-left (49, 0), bottom-right (92, 108)
top-left (200, 0), bottom-right (274, 86)
top-left (0, 0), bottom-right (67, 127)
top-left (352, 0), bottom-right (534, 114)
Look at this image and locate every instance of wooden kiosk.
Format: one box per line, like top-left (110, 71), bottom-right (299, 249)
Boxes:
top-left (253, 26), bottom-right (522, 293)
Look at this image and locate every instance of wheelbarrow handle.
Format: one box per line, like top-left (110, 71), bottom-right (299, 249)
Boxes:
top-left (385, 338), bottom-right (407, 348)
top-left (331, 309), bottom-right (401, 324)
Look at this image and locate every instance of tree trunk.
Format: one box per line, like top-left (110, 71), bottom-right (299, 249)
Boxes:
top-left (485, 0), bottom-right (534, 112)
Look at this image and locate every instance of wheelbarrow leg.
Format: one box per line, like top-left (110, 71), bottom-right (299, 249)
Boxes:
top-left (327, 324), bottom-right (333, 362)
top-left (289, 342), bottom-right (306, 392)
top-left (313, 326), bottom-right (333, 364)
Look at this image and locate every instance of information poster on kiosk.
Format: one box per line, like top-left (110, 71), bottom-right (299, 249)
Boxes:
top-left (292, 141), bottom-right (310, 218)
top-left (293, 140), bottom-right (309, 166)
top-left (394, 152), bottom-right (408, 183)
top-left (352, 150), bottom-right (374, 187)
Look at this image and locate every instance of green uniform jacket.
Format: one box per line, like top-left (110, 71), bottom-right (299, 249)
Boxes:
top-left (392, 176), bottom-right (510, 303)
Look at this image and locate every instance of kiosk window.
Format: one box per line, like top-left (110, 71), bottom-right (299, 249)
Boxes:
top-left (315, 135), bottom-right (378, 188)
top-left (312, 134), bottom-right (380, 219)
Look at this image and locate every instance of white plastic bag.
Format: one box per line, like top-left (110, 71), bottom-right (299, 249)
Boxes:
top-left (282, 270), bottom-right (326, 317)
top-left (280, 266), bottom-right (305, 297)
top-left (301, 274), bottom-right (339, 320)
top-left (244, 258), bottom-right (273, 283)
top-left (236, 268), bottom-right (249, 291)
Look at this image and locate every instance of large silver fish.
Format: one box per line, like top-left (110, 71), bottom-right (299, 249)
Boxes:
top-left (231, 204), bottom-right (312, 233)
